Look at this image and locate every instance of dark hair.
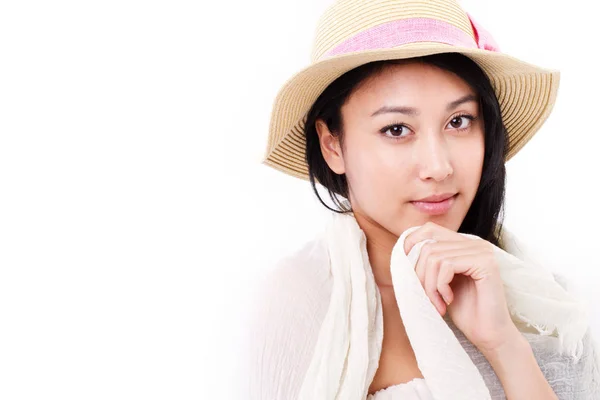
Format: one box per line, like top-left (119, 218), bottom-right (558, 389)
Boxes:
top-left (304, 53), bottom-right (508, 246)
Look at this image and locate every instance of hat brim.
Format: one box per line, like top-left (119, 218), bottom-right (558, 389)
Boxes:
top-left (263, 42), bottom-right (560, 180)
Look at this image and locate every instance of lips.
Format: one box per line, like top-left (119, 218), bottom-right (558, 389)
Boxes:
top-left (410, 193), bottom-right (457, 215)
top-left (413, 193), bottom-right (457, 202)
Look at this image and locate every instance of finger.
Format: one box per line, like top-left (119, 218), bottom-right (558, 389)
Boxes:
top-left (436, 252), bottom-right (496, 303)
top-left (423, 251), bottom-right (446, 315)
top-left (404, 221), bottom-right (468, 255)
top-left (419, 242), bottom-right (485, 315)
top-left (438, 279), bottom-right (455, 307)
top-left (414, 240), bottom-right (484, 284)
top-left (414, 242), bottom-right (433, 285)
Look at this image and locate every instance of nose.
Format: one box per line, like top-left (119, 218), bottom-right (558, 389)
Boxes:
top-left (416, 132), bottom-right (454, 182)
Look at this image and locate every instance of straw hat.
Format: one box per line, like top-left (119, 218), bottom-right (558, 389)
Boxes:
top-left (262, 0), bottom-right (559, 180)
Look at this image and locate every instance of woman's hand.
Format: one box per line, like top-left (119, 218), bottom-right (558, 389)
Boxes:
top-left (403, 222), bottom-right (521, 353)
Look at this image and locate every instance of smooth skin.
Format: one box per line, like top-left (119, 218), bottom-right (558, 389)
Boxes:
top-left (316, 62), bottom-right (557, 399)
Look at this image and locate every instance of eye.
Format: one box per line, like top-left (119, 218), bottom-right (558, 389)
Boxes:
top-left (380, 124), bottom-right (412, 139)
top-left (447, 115), bottom-right (474, 130)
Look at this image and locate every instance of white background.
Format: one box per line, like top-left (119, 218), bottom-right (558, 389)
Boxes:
top-left (0, 0), bottom-right (598, 398)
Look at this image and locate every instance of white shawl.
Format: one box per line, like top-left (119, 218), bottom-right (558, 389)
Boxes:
top-left (297, 212), bottom-right (590, 400)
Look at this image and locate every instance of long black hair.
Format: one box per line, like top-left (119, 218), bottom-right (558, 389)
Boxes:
top-left (304, 53), bottom-right (508, 246)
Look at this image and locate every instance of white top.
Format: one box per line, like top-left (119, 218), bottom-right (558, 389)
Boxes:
top-left (368, 378), bottom-right (433, 399)
top-left (241, 237), bottom-right (600, 399)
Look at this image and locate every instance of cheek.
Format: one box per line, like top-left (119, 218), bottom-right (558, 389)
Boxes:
top-left (345, 134), bottom-right (395, 178)
top-left (454, 134), bottom-right (485, 188)
top-left (343, 135), bottom-right (410, 201)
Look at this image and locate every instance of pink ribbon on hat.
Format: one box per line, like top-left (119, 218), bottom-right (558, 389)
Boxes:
top-left (467, 13), bottom-right (500, 52)
top-left (323, 13), bottom-right (500, 59)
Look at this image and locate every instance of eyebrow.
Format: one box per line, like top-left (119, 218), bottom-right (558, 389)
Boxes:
top-left (370, 94), bottom-right (478, 117)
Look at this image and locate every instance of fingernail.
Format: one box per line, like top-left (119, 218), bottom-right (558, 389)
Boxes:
top-left (442, 294), bottom-right (451, 305)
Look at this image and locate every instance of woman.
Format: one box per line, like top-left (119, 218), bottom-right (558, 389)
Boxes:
top-left (245, 0), bottom-right (600, 399)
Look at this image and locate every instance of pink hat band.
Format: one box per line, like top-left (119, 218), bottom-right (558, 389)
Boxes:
top-left (323, 13), bottom-right (500, 59)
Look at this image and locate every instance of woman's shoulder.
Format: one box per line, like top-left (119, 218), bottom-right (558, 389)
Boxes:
top-left (257, 235), bottom-right (332, 305)
top-left (446, 315), bottom-right (600, 398)
top-left (242, 236), bottom-right (333, 399)
top-left (524, 329), bottom-right (600, 398)
top-left (249, 235), bottom-right (333, 337)
top-left (522, 270), bottom-right (600, 395)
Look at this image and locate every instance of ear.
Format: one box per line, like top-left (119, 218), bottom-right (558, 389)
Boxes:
top-left (315, 119), bottom-right (346, 175)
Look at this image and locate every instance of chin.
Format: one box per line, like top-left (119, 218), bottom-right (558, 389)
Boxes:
top-left (409, 215), bottom-right (453, 229)
top-left (395, 208), bottom-right (465, 234)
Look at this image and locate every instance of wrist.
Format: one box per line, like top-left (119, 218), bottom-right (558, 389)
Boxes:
top-left (478, 330), bottom-right (557, 399)
top-left (478, 329), bottom-right (529, 366)
top-left (480, 331), bottom-right (534, 381)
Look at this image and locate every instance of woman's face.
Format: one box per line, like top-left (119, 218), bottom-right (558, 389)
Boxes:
top-left (316, 61), bottom-right (485, 237)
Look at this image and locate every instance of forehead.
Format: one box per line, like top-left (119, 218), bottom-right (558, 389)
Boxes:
top-left (345, 61), bottom-right (476, 109)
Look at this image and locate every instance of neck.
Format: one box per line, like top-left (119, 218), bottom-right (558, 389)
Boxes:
top-left (352, 211), bottom-right (399, 288)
